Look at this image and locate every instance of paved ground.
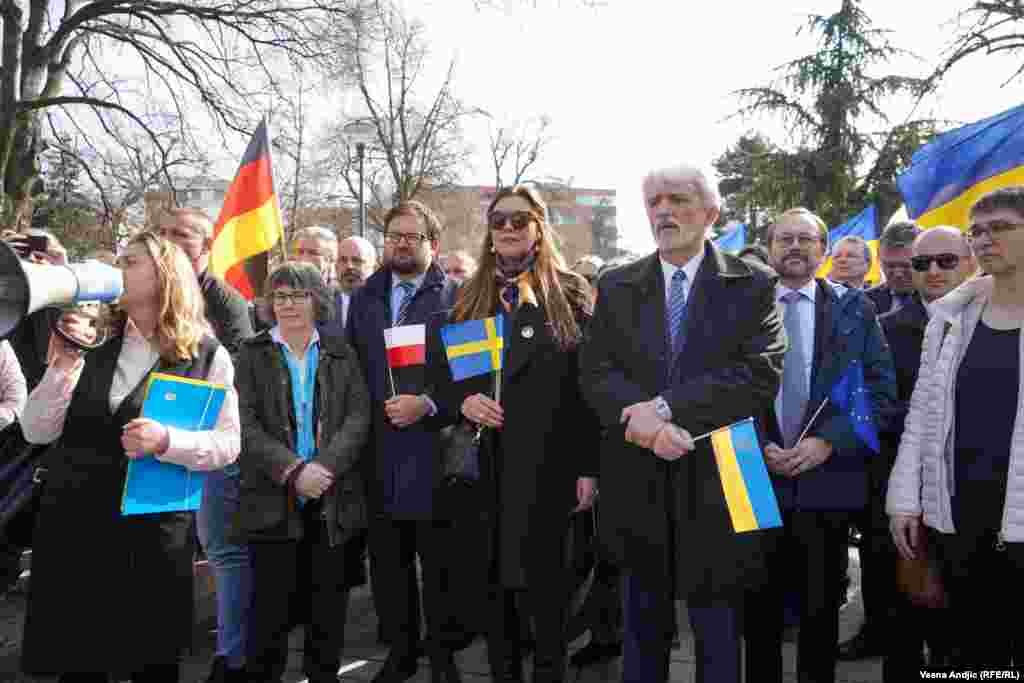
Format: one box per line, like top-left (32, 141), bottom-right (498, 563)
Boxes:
top-left (0, 549), bottom-right (883, 682)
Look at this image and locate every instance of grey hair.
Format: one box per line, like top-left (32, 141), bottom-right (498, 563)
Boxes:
top-left (879, 221), bottom-right (921, 250)
top-left (340, 235), bottom-right (378, 265)
top-left (292, 225), bottom-right (338, 245)
top-left (641, 163), bottom-right (721, 211)
top-left (833, 235), bottom-right (872, 264)
top-left (258, 261), bottom-right (334, 326)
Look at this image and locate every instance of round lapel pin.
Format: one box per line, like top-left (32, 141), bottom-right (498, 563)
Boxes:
top-left (521, 325), bottom-right (534, 339)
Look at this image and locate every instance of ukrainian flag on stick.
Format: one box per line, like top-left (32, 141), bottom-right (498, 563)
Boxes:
top-left (898, 104), bottom-right (1024, 230)
top-left (698, 418), bottom-right (782, 533)
top-left (210, 118), bottom-right (284, 300)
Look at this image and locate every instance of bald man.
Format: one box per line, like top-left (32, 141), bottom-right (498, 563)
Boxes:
top-left (873, 226), bottom-right (974, 677)
top-left (335, 236), bottom-right (378, 332)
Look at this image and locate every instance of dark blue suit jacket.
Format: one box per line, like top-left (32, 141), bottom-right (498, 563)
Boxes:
top-left (767, 279), bottom-right (898, 511)
top-left (346, 263), bottom-right (458, 520)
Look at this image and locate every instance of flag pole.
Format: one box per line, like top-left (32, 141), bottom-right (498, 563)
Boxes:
top-left (388, 365), bottom-right (397, 399)
top-left (263, 112), bottom-right (288, 265)
top-left (692, 417), bottom-right (752, 443)
top-left (795, 398), bottom-right (829, 446)
top-left (494, 367), bottom-right (501, 405)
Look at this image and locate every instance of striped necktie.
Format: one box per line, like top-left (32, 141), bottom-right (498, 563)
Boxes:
top-left (395, 281), bottom-right (415, 325)
top-left (667, 269), bottom-right (688, 356)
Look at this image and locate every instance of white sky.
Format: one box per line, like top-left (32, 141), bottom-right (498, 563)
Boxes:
top-left (368, 0), bottom-right (1024, 253)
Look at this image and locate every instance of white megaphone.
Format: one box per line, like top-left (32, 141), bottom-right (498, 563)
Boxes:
top-left (0, 239), bottom-right (123, 339)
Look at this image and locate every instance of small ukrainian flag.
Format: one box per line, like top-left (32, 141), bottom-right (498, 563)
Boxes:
top-left (709, 418), bottom-right (783, 533)
top-left (440, 315), bottom-right (504, 382)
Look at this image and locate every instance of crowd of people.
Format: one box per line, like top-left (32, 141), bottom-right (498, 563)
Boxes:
top-left (0, 159), bottom-right (1020, 683)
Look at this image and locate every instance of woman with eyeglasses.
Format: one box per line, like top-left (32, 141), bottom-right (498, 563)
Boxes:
top-left (19, 232), bottom-right (241, 682)
top-left (433, 185), bottom-right (600, 683)
top-left (888, 187), bottom-right (1024, 668)
top-left (235, 261), bottom-right (371, 683)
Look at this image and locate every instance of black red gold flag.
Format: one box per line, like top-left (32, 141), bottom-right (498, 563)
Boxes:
top-left (210, 118), bottom-right (284, 300)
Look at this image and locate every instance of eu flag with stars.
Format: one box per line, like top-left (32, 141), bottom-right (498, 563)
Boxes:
top-left (829, 360), bottom-right (880, 453)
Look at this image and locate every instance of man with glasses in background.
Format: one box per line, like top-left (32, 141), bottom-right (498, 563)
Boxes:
top-left (346, 201), bottom-right (460, 683)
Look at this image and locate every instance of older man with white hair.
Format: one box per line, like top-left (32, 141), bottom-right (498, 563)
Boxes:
top-left (292, 225), bottom-right (340, 288)
top-left (581, 163), bottom-right (786, 683)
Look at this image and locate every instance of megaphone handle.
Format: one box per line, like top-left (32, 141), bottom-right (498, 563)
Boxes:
top-left (53, 314), bottom-right (107, 352)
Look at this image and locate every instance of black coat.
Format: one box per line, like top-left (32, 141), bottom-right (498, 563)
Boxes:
top-left (432, 283), bottom-right (599, 601)
top-left (878, 298), bottom-right (929, 451)
top-left (346, 263), bottom-right (458, 520)
top-left (199, 270), bottom-right (254, 355)
top-left (580, 242), bottom-right (785, 600)
top-left (21, 332), bottom-right (220, 676)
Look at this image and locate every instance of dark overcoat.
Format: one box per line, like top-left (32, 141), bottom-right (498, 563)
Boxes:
top-left (580, 242), bottom-right (785, 600)
top-left (346, 263), bottom-right (459, 520)
top-left (431, 281), bottom-right (599, 625)
top-left (21, 331), bottom-right (221, 676)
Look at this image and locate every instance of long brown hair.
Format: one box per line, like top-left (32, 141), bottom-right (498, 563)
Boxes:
top-left (115, 232), bottom-right (210, 362)
top-left (452, 184), bottom-right (592, 350)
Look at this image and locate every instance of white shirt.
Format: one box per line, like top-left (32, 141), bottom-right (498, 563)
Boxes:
top-left (660, 248), bottom-right (704, 304)
top-left (775, 280), bottom-right (817, 426)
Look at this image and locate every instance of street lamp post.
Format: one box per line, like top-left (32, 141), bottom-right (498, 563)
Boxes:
top-left (343, 120), bottom-right (377, 238)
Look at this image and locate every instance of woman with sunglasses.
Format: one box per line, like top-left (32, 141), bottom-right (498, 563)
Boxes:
top-left (19, 232), bottom-right (241, 682)
top-left (434, 185), bottom-right (599, 682)
top-left (235, 262), bottom-right (370, 683)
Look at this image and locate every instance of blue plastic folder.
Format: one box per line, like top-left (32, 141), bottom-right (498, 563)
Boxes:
top-left (121, 373), bottom-right (227, 515)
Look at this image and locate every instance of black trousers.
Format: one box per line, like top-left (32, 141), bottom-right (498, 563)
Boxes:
top-left (247, 501), bottom-right (352, 683)
top-left (56, 663), bottom-right (178, 683)
top-left (745, 510), bottom-right (851, 683)
top-left (487, 585), bottom-right (570, 683)
top-left (369, 516), bottom-right (447, 660)
top-left (932, 530), bottom-right (1024, 667)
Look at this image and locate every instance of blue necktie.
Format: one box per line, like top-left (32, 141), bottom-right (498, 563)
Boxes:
top-left (395, 281), bottom-right (415, 325)
top-left (780, 290), bottom-right (810, 447)
top-left (667, 270), bottom-right (688, 357)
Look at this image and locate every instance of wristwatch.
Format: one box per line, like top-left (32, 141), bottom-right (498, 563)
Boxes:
top-left (653, 395), bottom-right (672, 421)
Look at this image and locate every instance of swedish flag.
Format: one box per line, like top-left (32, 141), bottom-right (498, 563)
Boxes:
top-left (440, 315), bottom-right (504, 382)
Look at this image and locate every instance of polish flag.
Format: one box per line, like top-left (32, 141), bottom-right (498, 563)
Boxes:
top-left (384, 324), bottom-right (426, 368)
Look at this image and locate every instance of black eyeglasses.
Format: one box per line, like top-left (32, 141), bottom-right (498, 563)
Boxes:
top-left (271, 291), bottom-right (312, 305)
top-left (910, 254), bottom-right (960, 272)
top-left (384, 232), bottom-right (430, 245)
top-left (967, 220), bottom-right (1024, 242)
top-left (773, 234), bottom-right (820, 248)
top-left (488, 210), bottom-right (535, 232)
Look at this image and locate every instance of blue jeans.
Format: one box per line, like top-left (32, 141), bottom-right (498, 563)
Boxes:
top-left (197, 466), bottom-right (252, 668)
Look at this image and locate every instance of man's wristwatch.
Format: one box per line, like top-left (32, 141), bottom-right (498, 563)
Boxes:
top-left (653, 396), bottom-right (672, 421)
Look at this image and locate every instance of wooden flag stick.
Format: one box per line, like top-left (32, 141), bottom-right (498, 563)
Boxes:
top-left (388, 364), bottom-right (397, 399)
top-left (493, 366), bottom-right (502, 405)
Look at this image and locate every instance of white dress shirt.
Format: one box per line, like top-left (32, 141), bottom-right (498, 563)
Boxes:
top-left (660, 248), bottom-right (705, 305)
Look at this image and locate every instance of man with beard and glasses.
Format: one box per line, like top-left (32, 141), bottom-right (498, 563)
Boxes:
top-left (346, 201), bottom-right (460, 683)
top-left (744, 207), bottom-right (896, 683)
top-left (336, 235), bottom-right (378, 330)
top-left (581, 163), bottom-right (786, 683)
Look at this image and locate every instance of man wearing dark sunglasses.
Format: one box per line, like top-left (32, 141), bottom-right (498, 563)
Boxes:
top-left (871, 226), bottom-right (973, 677)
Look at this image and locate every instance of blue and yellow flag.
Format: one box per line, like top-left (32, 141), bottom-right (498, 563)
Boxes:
top-left (714, 222), bottom-right (746, 253)
top-left (440, 315), bottom-right (504, 381)
top-left (897, 104), bottom-right (1024, 230)
top-left (816, 204), bottom-right (882, 285)
top-left (709, 418), bottom-right (783, 533)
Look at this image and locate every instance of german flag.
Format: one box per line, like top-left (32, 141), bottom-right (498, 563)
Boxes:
top-left (209, 118), bottom-right (283, 300)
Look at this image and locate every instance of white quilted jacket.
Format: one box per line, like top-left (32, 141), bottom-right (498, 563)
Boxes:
top-left (886, 276), bottom-right (1024, 540)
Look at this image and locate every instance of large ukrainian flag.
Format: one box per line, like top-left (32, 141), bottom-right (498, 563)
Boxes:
top-left (897, 104), bottom-right (1024, 230)
top-left (816, 204), bottom-right (882, 284)
top-left (210, 118), bottom-right (284, 300)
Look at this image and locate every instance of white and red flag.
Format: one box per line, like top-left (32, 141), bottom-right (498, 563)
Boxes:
top-left (384, 324), bottom-right (426, 368)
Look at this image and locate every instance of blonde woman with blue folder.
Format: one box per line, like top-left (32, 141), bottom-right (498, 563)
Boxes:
top-left (19, 231), bottom-right (241, 682)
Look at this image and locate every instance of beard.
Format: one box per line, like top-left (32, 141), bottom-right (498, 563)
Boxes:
top-left (774, 253), bottom-right (815, 279)
top-left (387, 249), bottom-right (427, 275)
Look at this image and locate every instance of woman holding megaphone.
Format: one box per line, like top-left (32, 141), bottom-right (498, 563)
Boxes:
top-left (18, 231), bottom-right (241, 683)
